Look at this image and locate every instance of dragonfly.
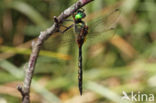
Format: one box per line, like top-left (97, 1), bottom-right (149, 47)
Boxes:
top-left (71, 9), bottom-right (88, 95)
top-left (54, 7), bottom-right (120, 95)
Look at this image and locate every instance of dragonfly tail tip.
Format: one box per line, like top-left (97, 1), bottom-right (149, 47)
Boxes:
top-left (79, 88), bottom-right (83, 95)
top-left (80, 92), bottom-right (83, 96)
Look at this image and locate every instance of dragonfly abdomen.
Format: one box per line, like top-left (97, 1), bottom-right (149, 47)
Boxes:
top-left (78, 46), bottom-right (83, 95)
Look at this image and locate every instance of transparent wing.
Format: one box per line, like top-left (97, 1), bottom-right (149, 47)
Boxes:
top-left (45, 8), bottom-right (121, 49)
top-left (87, 8), bottom-right (121, 38)
top-left (44, 25), bottom-right (77, 51)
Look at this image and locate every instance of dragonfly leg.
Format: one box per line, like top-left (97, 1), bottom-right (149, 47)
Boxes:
top-left (60, 24), bottom-right (69, 28)
top-left (59, 24), bottom-right (74, 33)
top-left (79, 8), bottom-right (85, 12)
top-left (63, 19), bottom-right (73, 22)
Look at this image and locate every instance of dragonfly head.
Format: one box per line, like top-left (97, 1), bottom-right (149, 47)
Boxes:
top-left (75, 9), bottom-right (86, 20)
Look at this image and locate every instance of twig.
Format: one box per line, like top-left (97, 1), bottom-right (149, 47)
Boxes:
top-left (17, 0), bottom-right (94, 103)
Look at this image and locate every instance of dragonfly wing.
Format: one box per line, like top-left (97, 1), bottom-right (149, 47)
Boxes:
top-left (87, 8), bottom-right (121, 38)
top-left (44, 25), bottom-right (77, 52)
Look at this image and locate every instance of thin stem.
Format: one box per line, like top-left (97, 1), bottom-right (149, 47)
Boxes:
top-left (17, 0), bottom-right (94, 103)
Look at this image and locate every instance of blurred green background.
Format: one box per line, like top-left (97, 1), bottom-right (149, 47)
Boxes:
top-left (0, 0), bottom-right (156, 103)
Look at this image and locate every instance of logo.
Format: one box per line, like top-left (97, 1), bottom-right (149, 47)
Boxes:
top-left (121, 91), bottom-right (155, 103)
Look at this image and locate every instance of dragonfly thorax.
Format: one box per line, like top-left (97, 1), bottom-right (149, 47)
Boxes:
top-left (74, 23), bottom-right (85, 34)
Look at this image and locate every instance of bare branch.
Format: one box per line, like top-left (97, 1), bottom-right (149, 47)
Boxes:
top-left (18, 0), bottom-right (94, 103)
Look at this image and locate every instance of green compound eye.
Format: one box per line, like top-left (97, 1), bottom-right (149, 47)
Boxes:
top-left (75, 13), bottom-right (83, 20)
